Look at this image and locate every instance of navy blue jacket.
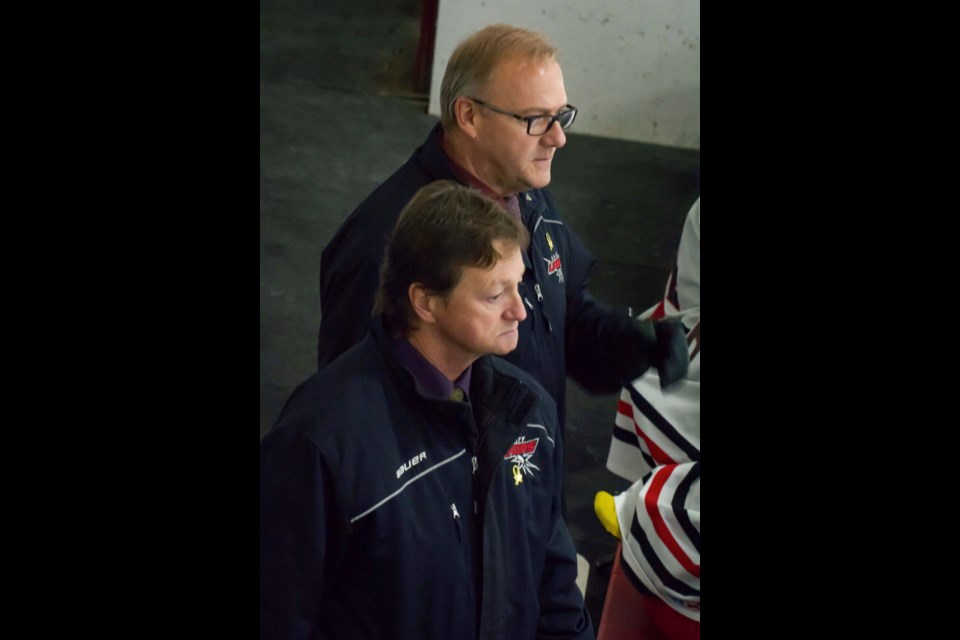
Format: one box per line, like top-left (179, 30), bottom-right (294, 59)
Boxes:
top-left (261, 318), bottom-right (595, 640)
top-left (318, 124), bottom-right (669, 433)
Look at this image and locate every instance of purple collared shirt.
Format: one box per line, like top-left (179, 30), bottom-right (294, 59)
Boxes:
top-left (392, 337), bottom-right (472, 402)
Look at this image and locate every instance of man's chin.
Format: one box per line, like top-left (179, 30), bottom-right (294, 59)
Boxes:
top-left (526, 174), bottom-right (551, 190)
top-left (493, 335), bottom-right (520, 355)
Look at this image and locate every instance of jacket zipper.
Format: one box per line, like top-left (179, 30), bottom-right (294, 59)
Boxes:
top-left (523, 208), bottom-right (555, 384)
top-left (450, 502), bottom-right (462, 541)
top-left (533, 283), bottom-right (552, 333)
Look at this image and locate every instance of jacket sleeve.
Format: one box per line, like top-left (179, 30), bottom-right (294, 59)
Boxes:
top-left (316, 162), bottom-right (432, 370)
top-left (317, 232), bottom-right (382, 370)
top-left (560, 222), bottom-right (687, 393)
top-left (536, 416), bottom-right (596, 640)
top-left (260, 427), bottom-right (341, 640)
top-left (536, 518), bottom-right (596, 640)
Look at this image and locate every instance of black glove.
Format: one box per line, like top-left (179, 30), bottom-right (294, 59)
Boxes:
top-left (653, 319), bottom-right (689, 388)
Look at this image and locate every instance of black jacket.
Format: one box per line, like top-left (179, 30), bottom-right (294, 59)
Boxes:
top-left (261, 318), bottom-right (594, 640)
top-left (318, 124), bottom-right (677, 433)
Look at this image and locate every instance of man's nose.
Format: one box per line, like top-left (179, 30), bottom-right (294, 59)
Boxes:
top-left (506, 288), bottom-right (527, 322)
top-left (542, 121), bottom-right (566, 148)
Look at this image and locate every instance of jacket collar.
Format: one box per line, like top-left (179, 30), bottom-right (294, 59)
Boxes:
top-left (370, 315), bottom-right (535, 426)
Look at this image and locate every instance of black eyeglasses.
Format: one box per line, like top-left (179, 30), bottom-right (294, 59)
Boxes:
top-left (468, 98), bottom-right (577, 136)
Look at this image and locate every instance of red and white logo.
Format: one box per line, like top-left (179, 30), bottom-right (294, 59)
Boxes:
top-left (543, 232), bottom-right (564, 283)
top-left (505, 437), bottom-right (540, 485)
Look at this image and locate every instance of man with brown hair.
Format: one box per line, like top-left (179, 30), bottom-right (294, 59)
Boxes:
top-left (262, 181), bottom-right (594, 640)
top-left (318, 24), bottom-right (687, 443)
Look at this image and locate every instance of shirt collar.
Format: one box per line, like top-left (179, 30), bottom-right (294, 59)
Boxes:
top-left (392, 337), bottom-right (472, 402)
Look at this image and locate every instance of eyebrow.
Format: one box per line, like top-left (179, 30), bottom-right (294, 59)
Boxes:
top-left (486, 271), bottom-right (522, 287)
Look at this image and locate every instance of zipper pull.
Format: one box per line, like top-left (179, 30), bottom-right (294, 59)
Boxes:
top-left (471, 456), bottom-right (478, 474)
top-left (524, 297), bottom-right (534, 310)
top-left (533, 283), bottom-right (552, 332)
top-left (451, 503), bottom-right (460, 520)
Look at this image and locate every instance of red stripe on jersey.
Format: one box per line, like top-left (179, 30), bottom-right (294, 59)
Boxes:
top-left (617, 400), bottom-right (677, 464)
top-left (649, 300), bottom-right (667, 320)
top-left (620, 399), bottom-right (675, 466)
top-left (644, 466), bottom-right (700, 578)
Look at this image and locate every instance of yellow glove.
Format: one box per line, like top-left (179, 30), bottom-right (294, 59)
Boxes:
top-left (594, 491), bottom-right (621, 540)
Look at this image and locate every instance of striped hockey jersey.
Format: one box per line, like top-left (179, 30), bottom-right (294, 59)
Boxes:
top-left (607, 198), bottom-right (700, 621)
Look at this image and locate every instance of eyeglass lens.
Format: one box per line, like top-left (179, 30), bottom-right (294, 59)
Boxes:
top-left (530, 109), bottom-right (576, 135)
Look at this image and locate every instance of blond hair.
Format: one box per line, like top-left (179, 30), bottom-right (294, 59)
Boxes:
top-left (440, 24), bottom-right (558, 129)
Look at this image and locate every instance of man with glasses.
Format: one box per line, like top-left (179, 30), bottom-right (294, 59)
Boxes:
top-left (318, 23), bottom-right (687, 450)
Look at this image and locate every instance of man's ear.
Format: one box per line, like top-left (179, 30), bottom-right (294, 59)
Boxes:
top-left (454, 97), bottom-right (479, 139)
top-left (409, 283), bottom-right (438, 324)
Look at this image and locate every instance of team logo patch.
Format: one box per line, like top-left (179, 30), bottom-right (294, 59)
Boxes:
top-left (504, 437), bottom-right (540, 485)
top-left (543, 232), bottom-right (564, 284)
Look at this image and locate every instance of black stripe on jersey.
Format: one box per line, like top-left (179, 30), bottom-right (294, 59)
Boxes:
top-left (629, 516), bottom-right (700, 598)
top-left (626, 384), bottom-right (700, 462)
top-left (672, 462), bottom-right (701, 550)
top-left (611, 423), bottom-right (657, 470)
